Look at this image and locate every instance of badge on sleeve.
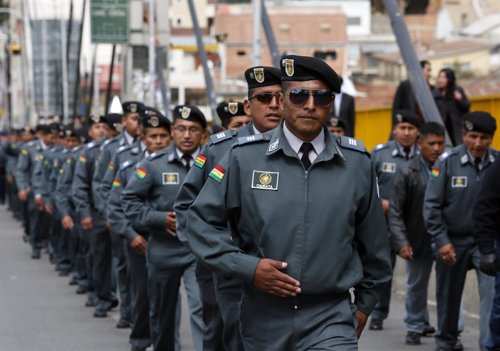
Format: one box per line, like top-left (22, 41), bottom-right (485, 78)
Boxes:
top-left (451, 176), bottom-right (467, 188)
top-left (162, 172), bottom-right (179, 185)
top-left (382, 162), bottom-right (396, 173)
top-left (251, 171), bottom-right (279, 191)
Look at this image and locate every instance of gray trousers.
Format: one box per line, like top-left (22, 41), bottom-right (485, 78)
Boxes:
top-left (404, 254), bottom-right (434, 333)
top-left (435, 236), bottom-right (494, 350)
top-left (239, 292), bottom-right (358, 351)
top-left (111, 231), bottom-right (131, 322)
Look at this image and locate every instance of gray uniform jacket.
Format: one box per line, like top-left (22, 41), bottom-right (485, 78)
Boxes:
top-left (5, 142), bottom-right (20, 177)
top-left (32, 144), bottom-right (63, 205)
top-left (423, 144), bottom-right (497, 250)
top-left (93, 133), bottom-right (130, 217)
top-left (187, 124), bottom-right (392, 315)
top-left (56, 146), bottom-right (82, 218)
top-left (372, 140), bottom-right (418, 201)
top-left (72, 138), bottom-right (106, 220)
top-left (16, 140), bottom-right (42, 191)
top-left (388, 156), bottom-right (433, 257)
top-left (174, 122), bottom-right (255, 242)
top-left (107, 144), bottom-right (145, 241)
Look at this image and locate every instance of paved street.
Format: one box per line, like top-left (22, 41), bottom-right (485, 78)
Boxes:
top-left (0, 205), bottom-right (480, 351)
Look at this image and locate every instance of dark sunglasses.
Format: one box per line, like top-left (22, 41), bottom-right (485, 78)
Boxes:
top-left (287, 88), bottom-right (334, 107)
top-left (248, 92), bottom-right (281, 104)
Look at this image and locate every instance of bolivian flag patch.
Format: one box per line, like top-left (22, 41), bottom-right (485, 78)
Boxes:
top-left (112, 179), bottom-right (121, 188)
top-left (209, 165), bottom-right (225, 183)
top-left (21, 149), bottom-right (28, 155)
top-left (136, 168), bottom-right (147, 180)
top-left (431, 167), bottom-right (440, 178)
top-left (79, 155), bottom-right (87, 163)
top-left (108, 162), bottom-right (116, 171)
top-left (194, 154), bottom-right (207, 169)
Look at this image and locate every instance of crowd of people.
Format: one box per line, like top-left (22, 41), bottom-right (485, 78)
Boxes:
top-left (0, 54), bottom-right (498, 351)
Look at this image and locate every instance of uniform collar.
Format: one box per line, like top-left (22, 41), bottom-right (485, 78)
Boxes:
top-left (282, 122), bottom-right (325, 157)
top-left (460, 145), bottom-right (494, 166)
top-left (392, 141), bottom-right (418, 158)
top-left (39, 139), bottom-right (48, 150)
top-left (123, 130), bottom-right (134, 145)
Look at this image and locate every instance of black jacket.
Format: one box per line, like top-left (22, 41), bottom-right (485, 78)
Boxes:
top-left (338, 93), bottom-right (355, 137)
top-left (388, 156), bottom-right (432, 257)
top-left (433, 86), bottom-right (470, 146)
top-left (393, 80), bottom-right (418, 113)
top-left (473, 156), bottom-right (500, 254)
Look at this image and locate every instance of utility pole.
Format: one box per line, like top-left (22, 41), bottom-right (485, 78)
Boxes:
top-left (148, 0), bottom-right (155, 106)
top-left (60, 17), bottom-right (69, 123)
top-left (252, 0), bottom-right (262, 66)
top-left (41, 19), bottom-right (49, 116)
top-left (261, 1), bottom-right (280, 68)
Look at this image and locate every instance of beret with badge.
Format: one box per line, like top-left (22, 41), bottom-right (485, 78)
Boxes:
top-left (393, 109), bottom-right (422, 128)
top-left (216, 101), bottom-right (246, 122)
top-left (89, 114), bottom-right (108, 126)
top-left (244, 66), bottom-right (281, 90)
top-left (326, 117), bottom-right (346, 130)
top-left (173, 105), bottom-right (207, 129)
top-left (106, 113), bottom-right (124, 131)
top-left (122, 101), bottom-right (145, 115)
top-left (463, 111), bottom-right (497, 135)
top-left (141, 107), bottom-right (171, 131)
top-left (280, 54), bottom-right (341, 93)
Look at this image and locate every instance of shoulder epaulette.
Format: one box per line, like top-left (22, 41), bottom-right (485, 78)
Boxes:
top-left (27, 141), bottom-right (36, 147)
top-left (130, 146), bottom-right (140, 155)
top-left (373, 143), bottom-right (389, 152)
top-left (86, 141), bottom-right (96, 150)
top-left (439, 149), bottom-right (456, 161)
top-left (337, 136), bottom-right (370, 155)
top-left (148, 148), bottom-right (168, 161)
top-left (117, 145), bottom-right (131, 154)
top-left (209, 130), bottom-right (237, 145)
top-left (120, 159), bottom-right (136, 170)
top-left (235, 133), bottom-right (270, 146)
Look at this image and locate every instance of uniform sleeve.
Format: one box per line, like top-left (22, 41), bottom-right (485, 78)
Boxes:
top-left (174, 145), bottom-right (209, 243)
top-left (100, 153), bottom-right (119, 219)
top-left (72, 149), bottom-right (92, 220)
top-left (187, 150), bottom-right (261, 285)
top-left (48, 158), bottom-right (61, 206)
top-left (55, 157), bottom-right (74, 217)
top-left (92, 146), bottom-right (110, 216)
top-left (473, 157), bottom-right (500, 254)
top-left (108, 168), bottom-right (138, 242)
top-left (15, 149), bottom-right (31, 191)
top-left (121, 160), bottom-right (166, 230)
top-left (352, 162), bottom-right (392, 315)
top-left (423, 157), bottom-right (449, 250)
top-left (388, 166), bottom-right (410, 251)
top-left (32, 156), bottom-right (49, 200)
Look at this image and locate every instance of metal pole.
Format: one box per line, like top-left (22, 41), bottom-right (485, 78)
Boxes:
top-left (252, 0), bottom-right (262, 66)
top-left (105, 44), bottom-right (116, 114)
top-left (155, 46), bottom-right (169, 117)
top-left (22, 0), bottom-right (36, 125)
top-left (6, 37), bottom-right (11, 128)
top-left (92, 45), bottom-right (99, 115)
top-left (41, 19), bottom-right (49, 116)
top-left (60, 17), bottom-right (69, 123)
top-left (260, 1), bottom-right (280, 68)
top-left (187, 0), bottom-right (217, 122)
top-left (148, 0), bottom-right (155, 106)
top-left (87, 45), bottom-right (96, 116)
top-left (66, 0), bottom-right (73, 67)
top-left (72, 0), bottom-right (86, 118)
top-left (383, 0), bottom-right (451, 145)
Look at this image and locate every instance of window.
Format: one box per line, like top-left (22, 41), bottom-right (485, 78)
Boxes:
top-left (347, 17), bottom-right (361, 26)
top-left (314, 51), bottom-right (337, 61)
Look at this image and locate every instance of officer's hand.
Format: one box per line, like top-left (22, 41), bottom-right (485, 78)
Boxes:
top-left (438, 244), bottom-right (456, 265)
top-left (34, 195), bottom-right (44, 210)
top-left (106, 221), bottom-right (112, 231)
top-left (62, 215), bottom-right (74, 230)
top-left (6, 175), bottom-right (13, 184)
top-left (479, 253), bottom-right (497, 276)
top-left (253, 259), bottom-right (301, 297)
top-left (398, 245), bottom-right (413, 260)
top-left (381, 199), bottom-right (390, 214)
top-left (18, 190), bottom-right (28, 202)
top-left (355, 310), bottom-right (368, 339)
top-left (130, 235), bottom-right (147, 256)
top-left (453, 90), bottom-right (463, 100)
top-left (44, 203), bottom-right (53, 214)
top-left (165, 212), bottom-right (176, 237)
top-left (81, 216), bottom-right (93, 232)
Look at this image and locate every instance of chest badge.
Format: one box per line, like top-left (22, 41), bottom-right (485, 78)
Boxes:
top-left (251, 171), bottom-right (279, 191)
top-left (382, 162), bottom-right (396, 173)
top-left (451, 176), bottom-right (467, 188)
top-left (162, 172), bottom-right (179, 185)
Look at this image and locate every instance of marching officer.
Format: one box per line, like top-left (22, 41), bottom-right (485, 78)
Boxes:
top-left (424, 111), bottom-right (497, 351)
top-left (216, 101), bottom-right (250, 130)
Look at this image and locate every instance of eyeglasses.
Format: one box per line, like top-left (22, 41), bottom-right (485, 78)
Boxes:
top-left (174, 126), bottom-right (203, 134)
top-left (248, 92), bottom-right (281, 104)
top-left (287, 89), bottom-right (334, 107)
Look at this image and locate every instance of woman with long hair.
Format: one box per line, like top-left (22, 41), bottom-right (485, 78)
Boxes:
top-left (433, 68), bottom-right (470, 145)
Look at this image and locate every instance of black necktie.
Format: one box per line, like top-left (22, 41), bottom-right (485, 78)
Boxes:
top-left (404, 147), bottom-right (411, 160)
top-left (300, 143), bottom-right (314, 170)
top-left (475, 157), bottom-right (481, 174)
top-left (182, 154), bottom-right (192, 170)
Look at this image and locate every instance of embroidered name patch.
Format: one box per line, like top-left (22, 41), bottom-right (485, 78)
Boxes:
top-left (251, 171), bottom-right (279, 191)
top-left (162, 172), bottom-right (179, 185)
top-left (451, 176), bottom-right (467, 188)
top-left (382, 162), bottom-right (396, 173)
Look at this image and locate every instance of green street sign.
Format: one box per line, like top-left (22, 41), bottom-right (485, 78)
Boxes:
top-left (90, 0), bottom-right (129, 44)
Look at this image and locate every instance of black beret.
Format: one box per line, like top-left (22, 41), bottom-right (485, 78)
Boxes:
top-left (216, 101), bottom-right (246, 121)
top-left (89, 115), bottom-right (108, 125)
top-left (393, 110), bottom-right (422, 128)
top-left (48, 122), bottom-right (61, 134)
top-left (463, 111), bottom-right (497, 135)
top-left (244, 66), bottom-right (281, 90)
top-left (63, 126), bottom-right (79, 138)
top-left (106, 113), bottom-right (123, 131)
top-left (122, 101), bottom-right (145, 115)
top-left (280, 55), bottom-right (341, 93)
top-left (326, 117), bottom-right (346, 130)
top-left (172, 105), bottom-right (207, 129)
top-left (22, 126), bottom-right (35, 134)
top-left (141, 107), bottom-right (171, 131)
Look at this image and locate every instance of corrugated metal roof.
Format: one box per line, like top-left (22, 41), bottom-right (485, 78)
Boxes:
top-left (460, 13), bottom-right (500, 36)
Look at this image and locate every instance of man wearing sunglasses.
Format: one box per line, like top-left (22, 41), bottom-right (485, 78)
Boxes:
top-left (174, 66), bottom-right (282, 351)
top-left (186, 54), bottom-right (391, 350)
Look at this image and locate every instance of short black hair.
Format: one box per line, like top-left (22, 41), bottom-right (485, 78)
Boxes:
top-left (247, 88), bottom-right (255, 99)
top-left (420, 122), bottom-right (445, 137)
top-left (420, 60), bottom-right (431, 68)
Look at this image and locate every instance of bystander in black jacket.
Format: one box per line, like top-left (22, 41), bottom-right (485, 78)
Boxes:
top-left (433, 87), bottom-right (470, 146)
